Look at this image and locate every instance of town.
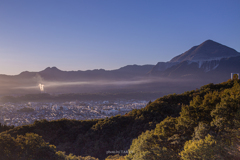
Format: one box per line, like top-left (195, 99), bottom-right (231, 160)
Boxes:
top-left (0, 100), bottom-right (148, 126)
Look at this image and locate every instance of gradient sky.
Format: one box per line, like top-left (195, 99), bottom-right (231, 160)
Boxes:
top-left (0, 0), bottom-right (240, 75)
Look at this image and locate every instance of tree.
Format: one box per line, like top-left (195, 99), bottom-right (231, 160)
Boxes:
top-left (211, 81), bottom-right (240, 134)
top-left (180, 134), bottom-right (229, 160)
top-left (125, 130), bottom-right (178, 160)
top-left (0, 133), bottom-right (19, 160)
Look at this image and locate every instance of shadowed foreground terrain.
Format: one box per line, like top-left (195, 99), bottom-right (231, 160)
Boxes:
top-left (1, 79), bottom-right (240, 159)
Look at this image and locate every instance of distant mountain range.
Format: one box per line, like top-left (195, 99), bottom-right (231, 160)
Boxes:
top-left (149, 40), bottom-right (240, 81)
top-left (16, 64), bottom-right (154, 82)
top-left (0, 40), bottom-right (239, 95)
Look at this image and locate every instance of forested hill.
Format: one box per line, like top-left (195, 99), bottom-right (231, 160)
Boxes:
top-left (1, 79), bottom-right (240, 160)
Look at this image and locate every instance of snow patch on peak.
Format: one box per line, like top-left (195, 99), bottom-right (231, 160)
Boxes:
top-left (198, 61), bottom-right (204, 68)
top-left (188, 59), bottom-right (221, 72)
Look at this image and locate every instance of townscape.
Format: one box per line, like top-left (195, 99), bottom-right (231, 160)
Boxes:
top-left (0, 100), bottom-right (148, 126)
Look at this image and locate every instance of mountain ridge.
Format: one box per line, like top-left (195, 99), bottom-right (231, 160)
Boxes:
top-left (2, 40), bottom-right (239, 77)
top-left (0, 39), bottom-right (239, 95)
top-left (150, 40), bottom-right (240, 80)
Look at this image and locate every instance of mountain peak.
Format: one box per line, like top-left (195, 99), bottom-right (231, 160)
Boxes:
top-left (198, 39), bottom-right (222, 48)
top-left (41, 67), bottom-right (62, 73)
top-left (170, 40), bottom-right (240, 62)
top-left (202, 39), bottom-right (216, 43)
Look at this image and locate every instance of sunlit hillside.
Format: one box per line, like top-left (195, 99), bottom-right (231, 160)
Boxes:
top-left (1, 79), bottom-right (240, 159)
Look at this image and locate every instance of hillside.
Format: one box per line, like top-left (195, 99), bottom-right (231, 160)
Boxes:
top-left (1, 79), bottom-right (240, 160)
top-left (126, 79), bottom-right (240, 159)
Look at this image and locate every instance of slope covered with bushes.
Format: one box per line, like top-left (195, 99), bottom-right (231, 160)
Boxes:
top-left (1, 79), bottom-right (239, 159)
top-left (126, 79), bottom-right (240, 159)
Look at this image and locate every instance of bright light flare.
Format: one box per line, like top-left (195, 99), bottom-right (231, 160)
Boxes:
top-left (39, 84), bottom-right (44, 92)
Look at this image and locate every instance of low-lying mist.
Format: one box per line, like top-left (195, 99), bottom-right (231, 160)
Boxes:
top-left (2, 76), bottom-right (202, 95)
top-left (14, 77), bottom-right (168, 89)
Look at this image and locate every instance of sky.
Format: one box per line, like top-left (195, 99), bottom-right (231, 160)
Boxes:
top-left (0, 0), bottom-right (240, 75)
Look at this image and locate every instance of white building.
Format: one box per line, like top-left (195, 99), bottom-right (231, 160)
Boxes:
top-left (231, 73), bottom-right (239, 80)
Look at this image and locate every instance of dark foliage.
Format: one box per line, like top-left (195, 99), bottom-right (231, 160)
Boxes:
top-left (0, 123), bottom-right (14, 133)
top-left (2, 80), bottom-right (239, 160)
top-left (126, 79), bottom-right (240, 159)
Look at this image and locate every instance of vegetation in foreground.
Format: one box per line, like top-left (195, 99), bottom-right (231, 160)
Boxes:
top-left (126, 79), bottom-right (240, 159)
top-left (1, 79), bottom-right (240, 159)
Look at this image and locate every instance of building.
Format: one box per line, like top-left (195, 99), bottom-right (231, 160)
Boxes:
top-left (231, 73), bottom-right (239, 80)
